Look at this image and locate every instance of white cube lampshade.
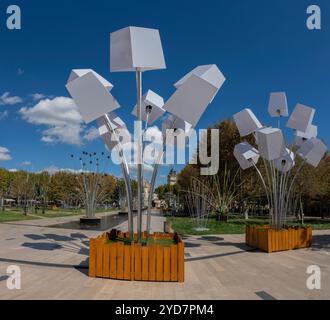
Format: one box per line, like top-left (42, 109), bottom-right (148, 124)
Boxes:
top-left (97, 112), bottom-right (126, 136)
top-left (132, 90), bottom-right (165, 124)
top-left (110, 26), bottom-right (166, 72)
top-left (98, 122), bottom-right (131, 151)
top-left (274, 148), bottom-right (295, 173)
top-left (234, 142), bottom-right (260, 170)
top-left (162, 114), bottom-right (192, 135)
top-left (162, 115), bottom-right (192, 149)
top-left (174, 65), bottom-right (225, 98)
top-left (294, 125), bottom-right (318, 146)
top-left (268, 92), bottom-right (288, 117)
top-left (297, 138), bottom-right (327, 167)
top-left (256, 127), bottom-right (286, 161)
top-left (100, 131), bottom-right (117, 151)
top-left (163, 65), bottom-right (225, 127)
top-left (67, 69), bottom-right (113, 91)
top-left (286, 104), bottom-right (315, 132)
top-left (233, 108), bottom-right (263, 137)
top-left (66, 71), bottom-right (120, 124)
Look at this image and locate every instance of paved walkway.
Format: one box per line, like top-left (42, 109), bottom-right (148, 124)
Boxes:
top-left (0, 214), bottom-right (329, 300)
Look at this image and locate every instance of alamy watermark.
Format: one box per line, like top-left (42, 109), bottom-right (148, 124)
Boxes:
top-left (1, 5), bottom-right (21, 30)
top-left (306, 265), bottom-right (321, 290)
top-left (107, 122), bottom-right (220, 176)
top-left (306, 5), bottom-right (321, 30)
top-left (6, 265), bottom-right (21, 290)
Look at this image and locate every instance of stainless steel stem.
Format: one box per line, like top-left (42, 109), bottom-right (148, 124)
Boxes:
top-left (284, 160), bottom-right (306, 217)
top-left (270, 160), bottom-right (278, 229)
top-left (252, 162), bottom-right (271, 210)
top-left (146, 117), bottom-right (178, 236)
top-left (136, 70), bottom-right (143, 242)
top-left (261, 157), bottom-right (274, 225)
top-left (103, 114), bottom-right (134, 240)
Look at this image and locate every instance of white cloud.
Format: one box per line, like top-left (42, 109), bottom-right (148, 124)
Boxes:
top-left (8, 168), bottom-right (18, 172)
top-left (0, 110), bottom-right (8, 120)
top-left (19, 97), bottom-right (84, 146)
top-left (0, 92), bottom-right (23, 106)
top-left (0, 147), bottom-right (12, 161)
top-left (30, 93), bottom-right (47, 101)
top-left (144, 126), bottom-right (163, 145)
top-left (83, 127), bottom-right (100, 142)
top-left (20, 161), bottom-right (32, 167)
top-left (42, 165), bottom-right (85, 175)
top-left (17, 68), bottom-right (24, 76)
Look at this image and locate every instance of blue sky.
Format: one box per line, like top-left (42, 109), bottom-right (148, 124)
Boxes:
top-left (0, 0), bottom-right (329, 185)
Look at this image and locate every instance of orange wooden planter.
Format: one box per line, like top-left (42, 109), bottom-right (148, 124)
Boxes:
top-left (89, 230), bottom-right (185, 282)
top-left (246, 225), bottom-right (312, 253)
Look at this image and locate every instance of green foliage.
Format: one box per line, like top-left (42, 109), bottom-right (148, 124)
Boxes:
top-left (0, 167), bottom-right (119, 214)
top-left (177, 119), bottom-right (330, 214)
top-left (155, 183), bottom-right (180, 200)
top-left (167, 216), bottom-right (330, 235)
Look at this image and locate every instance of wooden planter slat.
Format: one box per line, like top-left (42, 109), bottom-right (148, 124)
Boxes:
top-left (109, 243), bottom-right (117, 278)
top-left (117, 242), bottom-right (124, 280)
top-left (156, 245), bottom-right (164, 281)
top-left (96, 244), bottom-right (103, 277)
top-left (89, 230), bottom-right (184, 282)
top-left (163, 247), bottom-right (171, 282)
top-left (170, 245), bottom-right (178, 282)
top-left (178, 242), bottom-right (185, 282)
top-left (103, 244), bottom-right (110, 278)
top-left (134, 244), bottom-right (142, 281)
top-left (89, 239), bottom-right (96, 278)
top-left (141, 246), bottom-right (149, 281)
top-left (124, 245), bottom-right (131, 281)
top-left (246, 226), bottom-right (312, 253)
top-left (148, 245), bottom-right (156, 281)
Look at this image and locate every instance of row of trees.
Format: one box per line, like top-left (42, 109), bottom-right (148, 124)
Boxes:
top-left (0, 168), bottom-right (119, 215)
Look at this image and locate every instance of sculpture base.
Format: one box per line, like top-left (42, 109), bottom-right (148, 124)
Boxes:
top-left (89, 229), bottom-right (185, 282)
top-left (193, 227), bottom-right (210, 232)
top-left (246, 225), bottom-right (312, 253)
top-left (80, 217), bottom-right (101, 225)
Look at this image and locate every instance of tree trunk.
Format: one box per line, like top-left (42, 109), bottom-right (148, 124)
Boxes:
top-left (1, 197), bottom-right (5, 212)
top-left (244, 208), bottom-right (249, 220)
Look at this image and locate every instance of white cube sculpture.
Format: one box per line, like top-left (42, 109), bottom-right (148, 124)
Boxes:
top-left (162, 115), bottom-right (192, 149)
top-left (97, 113), bottom-right (126, 136)
top-left (286, 103), bottom-right (315, 132)
top-left (268, 92), bottom-right (288, 117)
top-left (67, 69), bottom-right (113, 90)
top-left (256, 127), bottom-right (286, 161)
top-left (163, 65), bottom-right (225, 127)
top-left (98, 121), bottom-right (131, 151)
top-left (132, 90), bottom-right (165, 124)
top-left (234, 142), bottom-right (260, 170)
top-left (297, 138), bottom-right (327, 167)
top-left (162, 114), bottom-right (192, 135)
top-left (274, 148), bottom-right (295, 173)
top-left (294, 125), bottom-right (318, 146)
top-left (110, 26), bottom-right (166, 72)
top-left (66, 71), bottom-right (120, 124)
top-left (174, 65), bottom-right (225, 99)
top-left (233, 108), bottom-right (263, 137)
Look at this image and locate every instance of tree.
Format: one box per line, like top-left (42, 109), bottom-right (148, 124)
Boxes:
top-left (11, 171), bottom-right (35, 215)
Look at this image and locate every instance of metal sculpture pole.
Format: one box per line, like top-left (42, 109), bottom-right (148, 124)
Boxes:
top-left (146, 118), bottom-right (178, 236)
top-left (136, 70), bottom-right (143, 241)
top-left (103, 114), bottom-right (134, 240)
